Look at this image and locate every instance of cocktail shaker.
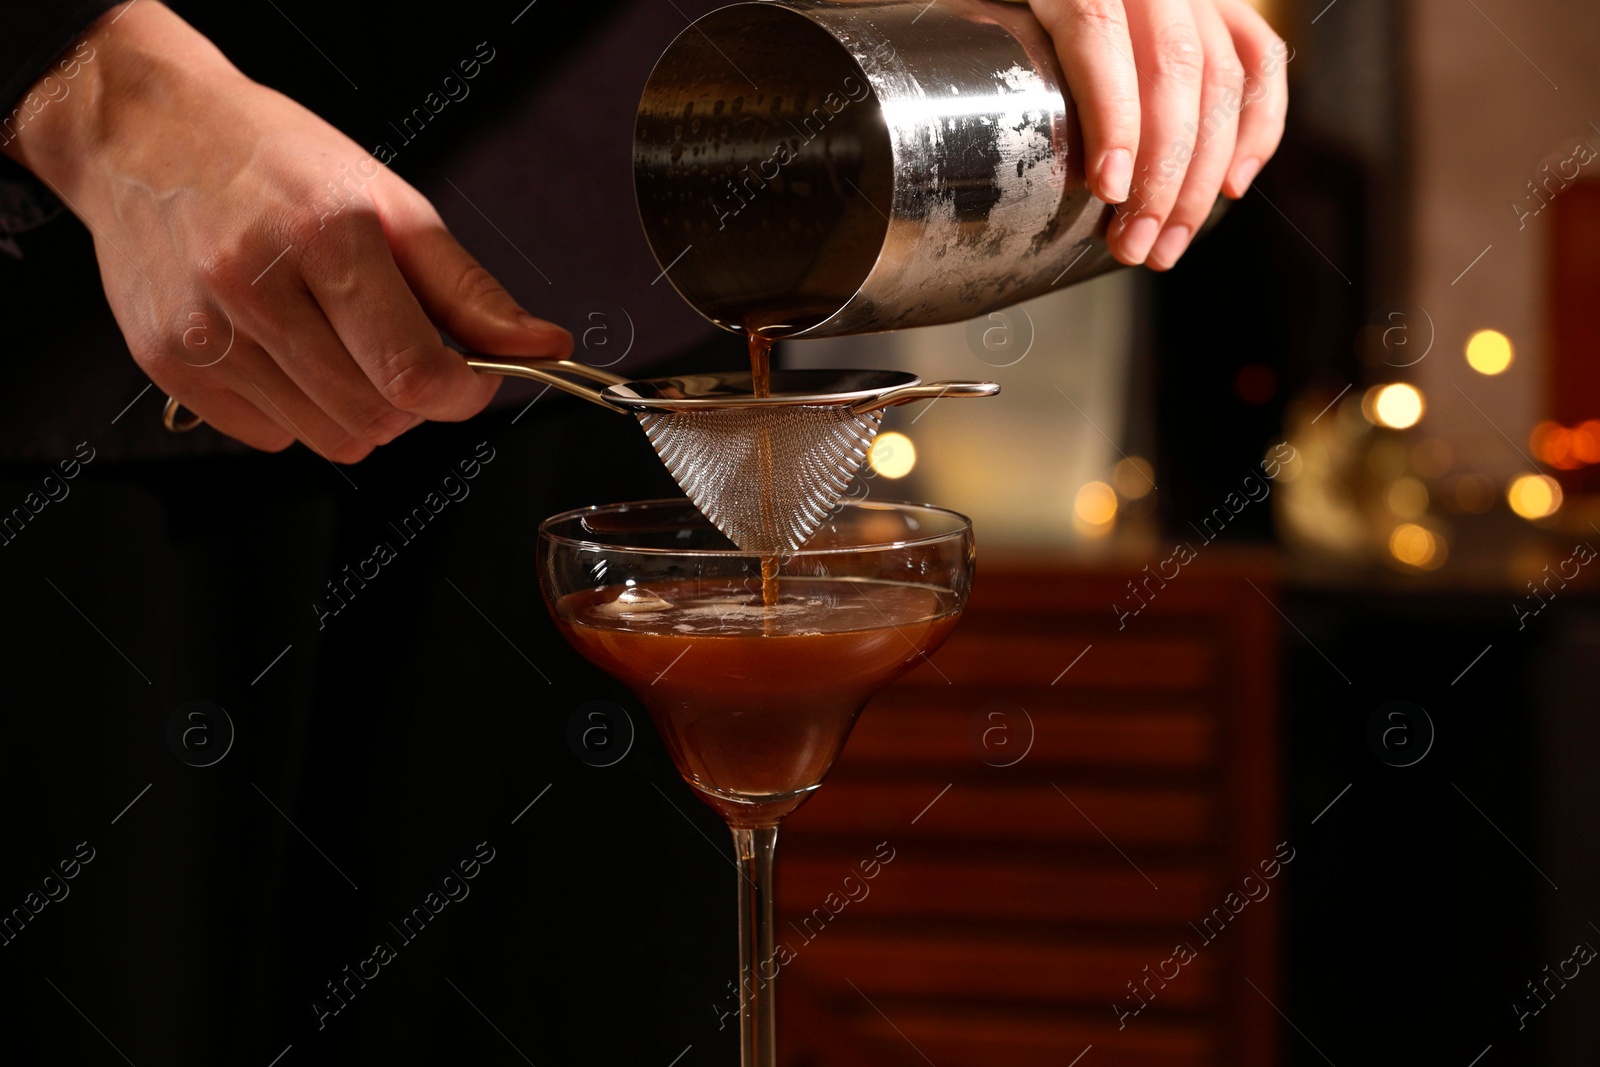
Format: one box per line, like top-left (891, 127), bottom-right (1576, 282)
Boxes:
top-left (634, 0), bottom-right (1182, 339)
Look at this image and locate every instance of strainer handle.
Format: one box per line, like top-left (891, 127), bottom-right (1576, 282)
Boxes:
top-left (852, 379), bottom-right (1001, 415)
top-left (464, 356), bottom-right (629, 411)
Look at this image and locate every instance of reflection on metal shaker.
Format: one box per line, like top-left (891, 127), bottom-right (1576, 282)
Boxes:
top-left (633, 0), bottom-right (1214, 339)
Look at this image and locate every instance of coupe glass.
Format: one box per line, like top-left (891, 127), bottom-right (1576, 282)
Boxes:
top-left (539, 499), bottom-right (975, 1067)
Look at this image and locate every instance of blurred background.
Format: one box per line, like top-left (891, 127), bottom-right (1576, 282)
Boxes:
top-left (773, 0), bottom-right (1600, 1064)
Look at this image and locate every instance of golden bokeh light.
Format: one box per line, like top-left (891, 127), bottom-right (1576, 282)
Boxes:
top-left (1074, 481), bottom-right (1118, 526)
top-left (1506, 473), bottom-right (1563, 520)
top-left (1268, 441), bottom-right (1304, 482)
top-left (1389, 523), bottom-right (1445, 570)
top-left (1387, 477), bottom-right (1430, 520)
top-left (868, 432), bottom-right (917, 479)
top-left (1112, 456), bottom-right (1156, 500)
top-left (1366, 383), bottom-right (1425, 429)
top-left (1464, 329), bottom-right (1514, 375)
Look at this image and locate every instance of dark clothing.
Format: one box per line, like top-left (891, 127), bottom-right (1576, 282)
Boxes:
top-left (0, 358), bottom-right (748, 1063)
top-left (0, 3), bottom-right (742, 1063)
top-left (0, 0), bottom-right (118, 111)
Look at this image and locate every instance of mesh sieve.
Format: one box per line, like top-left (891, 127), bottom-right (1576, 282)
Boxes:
top-left (158, 358), bottom-right (997, 555)
top-left (442, 360), bottom-right (995, 554)
top-left (638, 403), bottom-right (884, 555)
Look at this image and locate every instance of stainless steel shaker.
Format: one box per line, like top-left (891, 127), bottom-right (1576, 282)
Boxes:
top-left (634, 0), bottom-right (1158, 339)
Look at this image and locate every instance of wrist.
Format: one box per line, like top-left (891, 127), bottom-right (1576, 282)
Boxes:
top-left (1, 1), bottom-right (244, 208)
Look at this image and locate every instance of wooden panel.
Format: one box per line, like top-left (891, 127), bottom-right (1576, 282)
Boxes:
top-left (1547, 180), bottom-right (1600, 495)
top-left (780, 856), bottom-right (1213, 924)
top-left (1548, 181), bottom-right (1600, 424)
top-left (792, 781), bottom-right (1213, 845)
top-left (782, 933), bottom-right (1218, 1008)
top-left (775, 555), bottom-right (1283, 1067)
top-left (845, 696), bottom-right (1216, 769)
top-left (843, 1005), bottom-right (1216, 1067)
top-left (897, 632), bottom-right (1216, 691)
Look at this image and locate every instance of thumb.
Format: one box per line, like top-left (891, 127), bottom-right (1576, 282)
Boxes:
top-left (384, 197), bottom-right (573, 359)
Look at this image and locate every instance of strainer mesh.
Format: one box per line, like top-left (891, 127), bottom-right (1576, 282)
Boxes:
top-left (637, 404), bottom-right (883, 554)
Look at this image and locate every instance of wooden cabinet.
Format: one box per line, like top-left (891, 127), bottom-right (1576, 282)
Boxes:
top-left (777, 553), bottom-right (1283, 1067)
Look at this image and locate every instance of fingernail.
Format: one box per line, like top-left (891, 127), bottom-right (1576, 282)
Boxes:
top-left (1121, 216), bottom-right (1162, 264)
top-left (1098, 148), bottom-right (1133, 203)
top-left (1148, 225), bottom-right (1191, 270)
top-left (1230, 157), bottom-right (1262, 195)
top-left (517, 310), bottom-right (556, 333)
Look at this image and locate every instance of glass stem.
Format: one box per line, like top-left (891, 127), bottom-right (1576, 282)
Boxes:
top-left (732, 825), bottom-right (779, 1067)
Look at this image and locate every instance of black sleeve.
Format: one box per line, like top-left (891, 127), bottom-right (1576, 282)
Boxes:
top-left (0, 0), bottom-right (121, 239)
top-left (2, 0), bottom-right (122, 112)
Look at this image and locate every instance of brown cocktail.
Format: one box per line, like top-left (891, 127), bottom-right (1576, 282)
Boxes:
top-left (539, 500), bottom-right (974, 1066)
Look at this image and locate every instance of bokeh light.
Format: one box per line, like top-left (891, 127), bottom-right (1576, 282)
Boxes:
top-left (1366, 383), bottom-right (1425, 429)
top-left (868, 432), bottom-right (916, 479)
top-left (1464, 329), bottom-right (1514, 375)
top-left (1529, 421), bottom-right (1573, 468)
top-left (1573, 420), bottom-right (1600, 465)
top-left (1387, 478), bottom-right (1430, 520)
top-left (1112, 456), bottom-right (1155, 500)
top-left (1506, 473), bottom-right (1563, 520)
top-left (1074, 481), bottom-right (1118, 526)
top-left (1389, 523), bottom-right (1446, 570)
top-left (1267, 441), bottom-right (1304, 481)
top-left (1530, 420), bottom-right (1600, 469)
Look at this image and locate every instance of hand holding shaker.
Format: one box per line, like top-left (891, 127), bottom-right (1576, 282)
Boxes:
top-left (634, 0), bottom-right (1218, 339)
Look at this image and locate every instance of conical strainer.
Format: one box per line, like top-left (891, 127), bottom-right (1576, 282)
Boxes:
top-left (162, 357), bottom-right (998, 554)
top-left (464, 358), bottom-right (998, 554)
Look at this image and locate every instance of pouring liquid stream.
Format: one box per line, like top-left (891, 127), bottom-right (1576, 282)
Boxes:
top-left (747, 328), bottom-right (780, 611)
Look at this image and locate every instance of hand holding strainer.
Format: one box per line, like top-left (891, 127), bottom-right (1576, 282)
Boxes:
top-left (163, 357), bottom-right (997, 554)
